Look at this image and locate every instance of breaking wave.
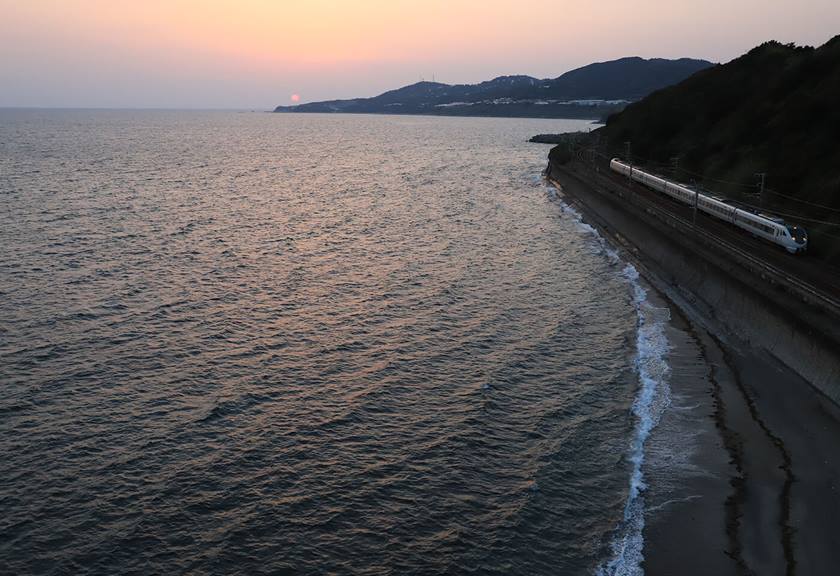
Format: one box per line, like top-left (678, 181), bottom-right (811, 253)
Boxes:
top-left (549, 186), bottom-right (672, 576)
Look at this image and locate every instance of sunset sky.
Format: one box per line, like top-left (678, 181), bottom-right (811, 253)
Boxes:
top-left (2, 0), bottom-right (838, 109)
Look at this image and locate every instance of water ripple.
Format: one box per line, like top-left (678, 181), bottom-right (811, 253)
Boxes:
top-left (1, 110), bottom-right (634, 575)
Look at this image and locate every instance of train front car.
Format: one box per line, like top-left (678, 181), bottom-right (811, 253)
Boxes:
top-left (786, 224), bottom-right (808, 253)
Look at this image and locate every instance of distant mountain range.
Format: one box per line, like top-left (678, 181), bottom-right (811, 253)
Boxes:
top-left (274, 57), bottom-right (713, 119)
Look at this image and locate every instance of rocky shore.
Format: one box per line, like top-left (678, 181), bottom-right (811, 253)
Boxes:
top-left (529, 133), bottom-right (587, 144)
top-left (546, 159), bottom-right (840, 575)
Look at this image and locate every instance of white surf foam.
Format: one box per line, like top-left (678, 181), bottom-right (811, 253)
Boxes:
top-left (548, 187), bottom-right (620, 265)
top-left (547, 185), bottom-right (672, 576)
top-left (595, 264), bottom-right (671, 576)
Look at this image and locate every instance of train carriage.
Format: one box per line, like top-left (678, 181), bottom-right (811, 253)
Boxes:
top-left (609, 158), bottom-right (808, 253)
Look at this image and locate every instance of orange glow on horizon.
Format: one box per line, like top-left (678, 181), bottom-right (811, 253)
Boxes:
top-left (5, 0), bottom-right (567, 68)
top-left (3, 0), bottom-right (838, 108)
top-left (7, 1), bottom-right (837, 73)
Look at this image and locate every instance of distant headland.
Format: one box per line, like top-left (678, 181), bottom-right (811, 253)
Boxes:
top-left (274, 57), bottom-right (713, 119)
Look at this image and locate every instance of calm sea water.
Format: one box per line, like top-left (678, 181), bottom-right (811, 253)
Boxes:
top-left (0, 111), bottom-right (670, 575)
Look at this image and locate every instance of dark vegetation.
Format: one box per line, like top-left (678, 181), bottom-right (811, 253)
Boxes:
top-left (274, 57), bottom-right (711, 119)
top-left (530, 134), bottom-right (590, 144)
top-left (594, 37), bottom-right (840, 260)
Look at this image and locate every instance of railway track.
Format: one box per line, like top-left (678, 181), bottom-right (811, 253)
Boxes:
top-left (560, 159), bottom-right (840, 319)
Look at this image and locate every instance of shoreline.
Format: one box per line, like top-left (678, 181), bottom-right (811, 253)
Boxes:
top-left (546, 167), bottom-right (840, 575)
top-left (641, 294), bottom-right (738, 575)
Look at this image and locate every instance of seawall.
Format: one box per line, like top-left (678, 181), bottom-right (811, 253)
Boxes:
top-left (546, 157), bottom-right (840, 406)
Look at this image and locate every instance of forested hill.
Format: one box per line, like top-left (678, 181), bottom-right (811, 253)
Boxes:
top-left (596, 36), bottom-right (840, 253)
top-left (274, 57), bottom-right (712, 119)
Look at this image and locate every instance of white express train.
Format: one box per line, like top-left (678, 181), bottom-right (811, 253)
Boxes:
top-left (609, 158), bottom-right (808, 254)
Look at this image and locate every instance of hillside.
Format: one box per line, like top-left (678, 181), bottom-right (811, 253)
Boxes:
top-left (274, 57), bottom-right (712, 119)
top-left (595, 37), bottom-right (840, 258)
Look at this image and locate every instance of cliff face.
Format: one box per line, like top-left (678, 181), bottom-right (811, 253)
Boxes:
top-left (596, 36), bottom-right (840, 255)
top-left (274, 57), bottom-right (712, 119)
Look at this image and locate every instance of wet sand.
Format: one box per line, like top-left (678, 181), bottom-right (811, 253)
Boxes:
top-left (549, 166), bottom-right (840, 575)
top-left (641, 292), bottom-right (738, 575)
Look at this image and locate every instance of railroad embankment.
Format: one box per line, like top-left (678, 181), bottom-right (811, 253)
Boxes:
top-left (546, 157), bottom-right (840, 406)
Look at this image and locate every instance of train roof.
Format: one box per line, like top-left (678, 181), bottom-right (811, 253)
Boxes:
top-left (727, 200), bottom-right (755, 211)
top-left (609, 159), bottom-right (808, 233)
top-left (758, 213), bottom-right (786, 224)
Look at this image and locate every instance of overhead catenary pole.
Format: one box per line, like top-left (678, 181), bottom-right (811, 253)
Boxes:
top-left (624, 141), bottom-right (632, 187)
top-left (592, 133), bottom-right (601, 169)
top-left (670, 156), bottom-right (680, 179)
top-left (692, 179), bottom-right (699, 227)
top-left (755, 172), bottom-right (767, 210)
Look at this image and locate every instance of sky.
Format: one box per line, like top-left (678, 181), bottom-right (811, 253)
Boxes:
top-left (1, 0), bottom-right (838, 109)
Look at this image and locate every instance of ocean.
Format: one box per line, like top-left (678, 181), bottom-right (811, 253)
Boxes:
top-left (0, 110), bottom-right (674, 575)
